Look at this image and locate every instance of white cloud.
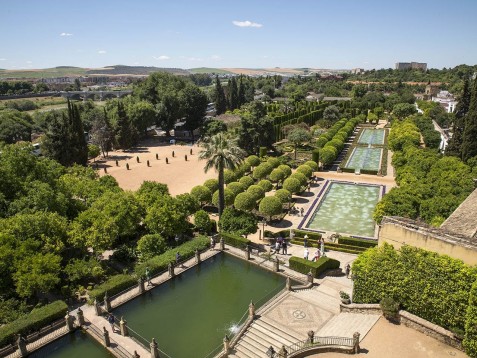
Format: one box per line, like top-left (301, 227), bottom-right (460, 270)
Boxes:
top-left (98, 50), bottom-right (107, 54)
top-left (152, 55), bottom-right (170, 60)
top-left (232, 20), bottom-right (263, 28)
top-left (60, 32), bottom-right (73, 37)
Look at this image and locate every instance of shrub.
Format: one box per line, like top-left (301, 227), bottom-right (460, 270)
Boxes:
top-left (226, 181), bottom-right (246, 196)
top-left (267, 157), bottom-right (280, 168)
top-left (296, 165), bottom-right (313, 178)
top-left (319, 146), bottom-right (337, 166)
top-left (212, 188), bottom-right (235, 207)
top-left (223, 169), bottom-right (236, 184)
top-left (338, 237), bottom-right (378, 248)
top-left (289, 257), bottom-right (340, 278)
top-left (137, 234), bottom-right (167, 262)
top-left (278, 164), bottom-right (292, 177)
top-left (269, 168), bottom-right (286, 183)
top-left (327, 138), bottom-right (344, 152)
top-left (247, 185), bottom-right (266, 201)
top-left (88, 274), bottom-right (137, 303)
top-left (219, 208), bottom-right (257, 236)
top-left (135, 236), bottom-right (209, 277)
top-left (246, 155), bottom-right (261, 167)
top-left (258, 179), bottom-right (273, 192)
top-left (272, 229), bottom-right (322, 240)
top-left (464, 280), bottom-right (477, 356)
top-left (304, 160), bottom-right (318, 171)
top-left (239, 176), bottom-right (254, 188)
top-left (316, 136), bottom-right (328, 148)
top-left (253, 163), bottom-right (273, 180)
top-left (221, 232), bottom-right (251, 249)
top-left (258, 196), bottom-right (282, 220)
top-left (312, 149), bottom-right (320, 164)
top-left (190, 185), bottom-right (212, 205)
top-left (259, 147), bottom-right (267, 157)
top-left (275, 189), bottom-right (291, 204)
top-left (380, 297), bottom-right (400, 321)
top-left (290, 172), bottom-right (307, 187)
top-left (0, 301), bottom-right (68, 346)
top-left (194, 210), bottom-right (213, 233)
top-left (234, 192), bottom-right (257, 211)
top-left (283, 177), bottom-right (301, 194)
top-left (203, 179), bottom-right (219, 193)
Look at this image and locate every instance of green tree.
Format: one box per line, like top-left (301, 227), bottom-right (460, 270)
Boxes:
top-left (226, 182), bottom-right (246, 196)
top-left (258, 179), bottom-right (273, 192)
top-left (237, 76), bottom-right (246, 107)
top-left (275, 188), bottom-right (291, 206)
top-left (127, 100), bottom-right (156, 137)
top-left (259, 196), bottom-right (282, 221)
top-left (283, 177), bottom-right (301, 194)
top-left (144, 195), bottom-right (188, 238)
top-left (323, 105), bottom-right (340, 122)
top-left (253, 163), bottom-right (273, 180)
top-left (136, 181), bottom-right (170, 208)
top-left (392, 103), bottom-right (417, 120)
top-left (245, 155), bottom-right (261, 168)
top-left (239, 176), bottom-right (254, 188)
top-left (227, 77), bottom-right (239, 110)
top-left (297, 164), bottom-right (313, 178)
top-left (214, 75), bottom-right (227, 115)
top-left (113, 101), bottom-right (136, 149)
top-left (175, 193), bottom-right (200, 216)
top-left (194, 210), bottom-right (212, 233)
top-left (88, 144), bottom-right (100, 161)
top-left (0, 110), bottom-right (32, 144)
top-left (199, 133), bottom-right (246, 217)
top-left (218, 208), bottom-right (257, 236)
top-left (181, 84), bottom-right (208, 138)
top-left (238, 102), bottom-right (274, 154)
top-left (234, 192), bottom-right (257, 211)
top-left (203, 179), bottom-right (219, 194)
top-left (136, 234), bottom-right (167, 262)
top-left (202, 119), bottom-right (227, 137)
top-left (90, 109), bottom-right (114, 157)
top-left (462, 78), bottom-right (477, 162)
top-left (246, 184), bottom-right (266, 201)
top-left (269, 168), bottom-right (287, 186)
top-left (288, 127), bottom-right (312, 160)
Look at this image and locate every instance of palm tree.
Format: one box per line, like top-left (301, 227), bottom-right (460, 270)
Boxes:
top-left (199, 133), bottom-right (246, 217)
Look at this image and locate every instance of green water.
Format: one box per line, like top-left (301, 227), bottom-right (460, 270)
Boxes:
top-left (358, 129), bottom-right (385, 145)
top-left (344, 147), bottom-right (382, 171)
top-left (306, 182), bottom-right (380, 237)
top-left (113, 253), bottom-right (284, 358)
top-left (29, 330), bottom-right (112, 358)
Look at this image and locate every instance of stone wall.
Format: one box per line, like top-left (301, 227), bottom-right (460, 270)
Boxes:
top-left (339, 303), bottom-right (381, 314)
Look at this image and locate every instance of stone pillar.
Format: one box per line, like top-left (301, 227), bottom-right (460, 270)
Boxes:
top-left (150, 338), bottom-right (160, 358)
top-left (132, 351), bottom-right (140, 358)
top-left (16, 335), bottom-right (27, 357)
top-left (258, 229), bottom-right (262, 241)
top-left (195, 249), bottom-right (201, 264)
top-left (353, 332), bottom-right (360, 354)
top-left (223, 335), bottom-right (230, 356)
top-left (77, 307), bottom-right (85, 326)
top-left (307, 270), bottom-right (314, 286)
top-left (274, 257), bottom-right (280, 272)
top-left (286, 277), bottom-right (291, 291)
top-left (94, 299), bottom-right (102, 316)
top-left (138, 278), bottom-right (145, 294)
top-left (248, 301), bottom-right (255, 319)
top-left (245, 245), bottom-right (251, 260)
top-left (307, 330), bottom-right (314, 344)
top-left (104, 291), bottom-right (112, 312)
top-left (278, 345), bottom-right (288, 358)
top-left (168, 262), bottom-right (175, 278)
top-left (220, 237), bottom-right (225, 251)
top-left (120, 317), bottom-right (129, 337)
top-left (103, 327), bottom-right (111, 347)
top-left (65, 311), bottom-right (75, 332)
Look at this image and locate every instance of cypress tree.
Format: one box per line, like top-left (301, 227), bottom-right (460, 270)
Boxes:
top-left (69, 101), bottom-right (88, 165)
top-left (447, 78), bottom-right (472, 158)
top-left (227, 77), bottom-right (239, 110)
top-left (214, 76), bottom-right (227, 115)
top-left (114, 102), bottom-right (135, 149)
top-left (238, 76), bottom-right (246, 107)
top-left (461, 78), bottom-right (477, 162)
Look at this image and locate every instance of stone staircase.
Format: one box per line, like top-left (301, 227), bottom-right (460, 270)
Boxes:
top-left (229, 316), bottom-right (302, 358)
top-left (316, 312), bottom-right (380, 340)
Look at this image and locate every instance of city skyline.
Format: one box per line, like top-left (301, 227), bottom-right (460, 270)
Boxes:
top-left (1, 0), bottom-right (477, 71)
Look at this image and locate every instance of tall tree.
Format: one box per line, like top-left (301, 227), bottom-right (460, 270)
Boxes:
top-left (227, 77), bottom-right (239, 110)
top-left (90, 108), bottom-right (114, 157)
top-left (448, 78), bottom-right (471, 158)
top-left (113, 102), bottom-right (136, 149)
top-left (181, 84), bottom-right (208, 138)
top-left (214, 76), bottom-right (227, 115)
top-left (462, 78), bottom-right (477, 162)
top-left (199, 133), bottom-right (245, 217)
top-left (237, 76), bottom-right (246, 107)
top-left (237, 101), bottom-right (274, 154)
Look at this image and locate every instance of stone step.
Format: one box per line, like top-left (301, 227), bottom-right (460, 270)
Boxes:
top-left (234, 340), bottom-right (264, 358)
top-left (238, 336), bottom-right (269, 358)
top-left (316, 312), bottom-right (380, 340)
top-left (255, 317), bottom-right (302, 343)
top-left (246, 329), bottom-right (281, 351)
top-left (249, 323), bottom-right (295, 348)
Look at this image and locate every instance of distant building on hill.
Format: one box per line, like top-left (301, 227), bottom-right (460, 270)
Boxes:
top-left (351, 68), bottom-right (365, 75)
top-left (395, 62), bottom-right (427, 71)
top-left (432, 90), bottom-right (457, 113)
top-left (424, 82), bottom-right (439, 99)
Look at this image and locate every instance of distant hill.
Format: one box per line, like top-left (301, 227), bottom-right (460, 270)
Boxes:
top-left (86, 65), bottom-right (189, 76)
top-left (188, 67), bottom-right (234, 75)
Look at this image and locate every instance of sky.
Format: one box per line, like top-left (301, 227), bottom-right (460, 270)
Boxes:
top-left (1, 0), bottom-right (477, 70)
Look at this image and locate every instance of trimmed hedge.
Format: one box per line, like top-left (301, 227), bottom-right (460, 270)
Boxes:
top-left (271, 229), bottom-right (322, 240)
top-left (464, 280), bottom-right (477, 357)
top-left (135, 236), bottom-right (210, 278)
top-left (88, 274), bottom-right (137, 303)
top-left (0, 300), bottom-right (68, 346)
top-left (221, 232), bottom-right (251, 248)
top-left (289, 256), bottom-right (340, 278)
top-left (338, 237), bottom-right (378, 248)
top-left (360, 169), bottom-right (379, 175)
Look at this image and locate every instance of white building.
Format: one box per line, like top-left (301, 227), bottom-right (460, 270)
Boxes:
top-left (432, 90), bottom-right (458, 113)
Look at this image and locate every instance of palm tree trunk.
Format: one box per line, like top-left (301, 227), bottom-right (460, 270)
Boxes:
top-left (218, 161), bottom-right (225, 217)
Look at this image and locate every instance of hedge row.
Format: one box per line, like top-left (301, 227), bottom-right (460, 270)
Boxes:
top-left (266, 229), bottom-right (322, 240)
top-left (88, 274), bottom-right (137, 304)
top-left (359, 169), bottom-right (379, 175)
top-left (338, 237), bottom-right (378, 248)
top-left (290, 239), bottom-right (365, 255)
top-left (221, 232), bottom-right (251, 248)
top-left (0, 300), bottom-right (68, 347)
top-left (289, 256), bottom-right (340, 278)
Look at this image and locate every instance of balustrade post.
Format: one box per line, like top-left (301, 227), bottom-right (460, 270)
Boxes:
top-left (307, 330), bottom-right (315, 344)
top-left (102, 327), bottom-right (111, 347)
top-left (286, 277), bottom-right (292, 291)
top-left (65, 310), bottom-right (75, 332)
top-left (353, 332), bottom-right (360, 354)
top-left (274, 257), bottom-right (280, 272)
top-left (104, 291), bottom-right (112, 312)
top-left (195, 249), bottom-right (201, 264)
top-left (16, 335), bottom-right (28, 357)
top-left (278, 345), bottom-right (288, 358)
top-left (138, 277), bottom-right (145, 294)
top-left (245, 245), bottom-right (251, 260)
top-left (94, 299), bottom-right (102, 316)
top-left (248, 301), bottom-right (255, 319)
top-left (150, 338), bottom-right (160, 358)
top-left (223, 335), bottom-right (230, 356)
top-left (220, 237), bottom-right (225, 251)
top-left (168, 262), bottom-right (175, 278)
top-left (120, 317), bottom-right (129, 336)
top-left (307, 270), bottom-right (314, 286)
top-left (77, 307), bottom-right (85, 326)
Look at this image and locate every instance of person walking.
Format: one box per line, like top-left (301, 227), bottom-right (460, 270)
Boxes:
top-left (281, 240), bottom-right (287, 255)
top-left (303, 235), bottom-right (308, 248)
top-left (145, 267), bottom-right (152, 287)
top-left (345, 263), bottom-right (351, 278)
top-left (108, 314), bottom-right (116, 332)
top-left (176, 252), bottom-right (182, 268)
top-left (320, 238), bottom-right (325, 255)
top-left (312, 248), bottom-right (321, 262)
top-left (275, 240), bottom-right (281, 254)
top-left (300, 207), bottom-right (304, 216)
top-left (304, 247), bottom-right (309, 260)
top-left (210, 236), bottom-right (216, 250)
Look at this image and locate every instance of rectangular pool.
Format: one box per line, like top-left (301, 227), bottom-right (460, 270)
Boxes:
top-left (357, 128), bottom-right (385, 145)
top-left (304, 181), bottom-right (381, 238)
top-left (113, 253), bottom-right (284, 358)
top-left (344, 147), bottom-right (383, 172)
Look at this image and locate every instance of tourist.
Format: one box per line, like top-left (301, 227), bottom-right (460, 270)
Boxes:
top-left (303, 235), bottom-right (308, 248)
top-left (145, 267), bottom-right (152, 287)
top-left (300, 207), bottom-right (304, 216)
top-left (345, 264), bottom-right (351, 278)
top-left (281, 240), bottom-right (288, 255)
top-left (176, 252), bottom-right (181, 267)
top-left (210, 236), bottom-right (216, 250)
top-left (275, 240), bottom-right (280, 254)
top-left (312, 249), bottom-right (321, 262)
top-left (304, 247), bottom-right (309, 260)
top-left (320, 238), bottom-right (325, 255)
top-left (108, 313), bottom-right (115, 332)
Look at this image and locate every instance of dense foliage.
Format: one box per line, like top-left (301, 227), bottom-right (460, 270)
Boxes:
top-left (289, 256), bottom-right (340, 278)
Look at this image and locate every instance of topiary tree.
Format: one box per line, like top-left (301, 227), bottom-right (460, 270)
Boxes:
top-left (296, 165), bottom-right (313, 178)
top-left (194, 210), bottom-right (212, 234)
top-left (239, 175), bottom-right (254, 188)
top-left (136, 234), bottom-right (167, 262)
top-left (252, 163), bottom-right (273, 180)
top-left (203, 178), bottom-right (219, 193)
top-left (275, 188), bottom-right (291, 207)
top-left (245, 155), bottom-right (261, 168)
top-left (283, 177), bottom-right (301, 194)
top-left (259, 146), bottom-right (267, 158)
top-left (226, 181), bottom-right (246, 196)
top-left (312, 149), bottom-right (320, 164)
top-left (304, 160), bottom-right (318, 172)
top-left (219, 208), bottom-right (257, 236)
top-left (247, 184), bottom-right (266, 201)
top-left (278, 164), bottom-right (292, 177)
top-left (290, 172), bottom-right (307, 187)
top-left (190, 185), bottom-right (212, 206)
top-left (234, 192), bottom-right (257, 212)
top-left (259, 196), bottom-right (283, 221)
top-left (269, 168), bottom-right (286, 186)
top-left (319, 146), bottom-right (337, 167)
top-left (258, 179), bottom-right (273, 192)
top-left (266, 157), bottom-right (280, 168)
top-left (223, 169), bottom-right (237, 184)
top-left (316, 136), bottom-right (328, 148)
top-left (212, 188), bottom-right (235, 207)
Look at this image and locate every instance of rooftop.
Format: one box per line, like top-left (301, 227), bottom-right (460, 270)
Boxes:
top-left (441, 188), bottom-right (477, 239)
